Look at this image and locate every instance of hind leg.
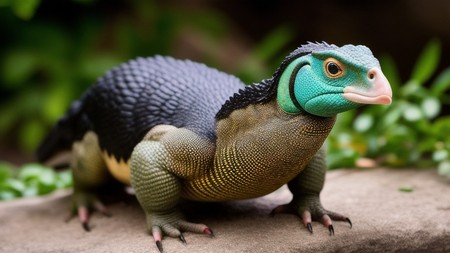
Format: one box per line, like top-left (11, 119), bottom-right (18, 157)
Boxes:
top-left (69, 131), bottom-right (119, 231)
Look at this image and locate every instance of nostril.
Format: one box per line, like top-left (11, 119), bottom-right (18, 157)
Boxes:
top-left (368, 71), bottom-right (376, 80)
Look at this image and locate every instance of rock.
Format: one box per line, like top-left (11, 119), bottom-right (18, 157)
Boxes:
top-left (0, 168), bottom-right (449, 253)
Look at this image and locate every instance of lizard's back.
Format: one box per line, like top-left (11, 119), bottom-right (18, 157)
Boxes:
top-left (37, 56), bottom-right (245, 163)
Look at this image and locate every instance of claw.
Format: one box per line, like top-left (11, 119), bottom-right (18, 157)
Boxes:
top-left (156, 240), bottom-right (163, 253)
top-left (179, 233), bottom-right (187, 244)
top-left (306, 223), bottom-right (313, 234)
top-left (328, 225), bottom-right (334, 236)
top-left (82, 222), bottom-right (91, 232)
top-left (78, 207), bottom-right (91, 231)
top-left (346, 218), bottom-right (352, 228)
top-left (152, 226), bottom-right (163, 252)
top-left (203, 228), bottom-right (215, 238)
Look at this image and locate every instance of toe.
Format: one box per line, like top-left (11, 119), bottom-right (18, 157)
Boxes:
top-left (152, 226), bottom-right (164, 252)
top-left (78, 206), bottom-right (91, 231)
top-left (321, 214), bottom-right (335, 236)
top-left (321, 214), bottom-right (332, 228)
top-left (203, 227), bottom-right (215, 238)
top-left (301, 210), bottom-right (313, 234)
top-left (178, 220), bottom-right (210, 235)
top-left (161, 224), bottom-right (181, 238)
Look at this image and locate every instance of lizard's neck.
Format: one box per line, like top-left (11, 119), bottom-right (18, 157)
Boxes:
top-left (183, 100), bottom-right (336, 201)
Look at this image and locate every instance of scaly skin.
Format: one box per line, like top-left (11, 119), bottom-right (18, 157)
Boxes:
top-left (129, 100), bottom-right (342, 249)
top-left (182, 100), bottom-right (335, 201)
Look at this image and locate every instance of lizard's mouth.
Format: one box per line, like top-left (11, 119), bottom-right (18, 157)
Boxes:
top-left (343, 68), bottom-right (392, 105)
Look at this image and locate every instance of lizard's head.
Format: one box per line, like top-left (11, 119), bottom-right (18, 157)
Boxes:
top-left (276, 42), bottom-right (392, 117)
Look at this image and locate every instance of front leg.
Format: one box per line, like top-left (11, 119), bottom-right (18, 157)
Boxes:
top-left (130, 125), bottom-right (214, 252)
top-left (272, 146), bottom-right (352, 235)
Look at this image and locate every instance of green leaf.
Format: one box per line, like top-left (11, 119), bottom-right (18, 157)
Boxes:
top-left (55, 170), bottom-right (72, 189)
top-left (326, 148), bottom-right (359, 169)
top-left (0, 166), bottom-right (13, 182)
top-left (18, 119), bottom-right (46, 153)
top-left (432, 149), bottom-right (448, 162)
top-left (78, 55), bottom-right (122, 81)
top-left (38, 169), bottom-right (56, 186)
top-left (11, 0), bottom-right (41, 20)
top-left (19, 164), bottom-right (58, 196)
top-left (431, 116), bottom-right (450, 138)
top-left (400, 80), bottom-right (421, 98)
top-left (254, 26), bottom-right (292, 62)
top-left (6, 178), bottom-right (26, 194)
top-left (353, 114), bottom-right (374, 132)
top-left (1, 50), bottom-right (38, 88)
top-left (421, 97), bottom-right (441, 119)
top-left (0, 190), bottom-right (19, 200)
top-left (381, 102), bottom-right (404, 128)
top-left (42, 85), bottom-right (72, 122)
top-left (19, 163), bottom-right (48, 181)
top-left (410, 38), bottom-right (441, 84)
top-left (430, 67), bottom-right (450, 97)
top-left (22, 186), bottom-right (38, 197)
top-left (379, 54), bottom-right (401, 94)
top-left (398, 187), bottom-right (414, 193)
top-left (403, 104), bottom-right (423, 122)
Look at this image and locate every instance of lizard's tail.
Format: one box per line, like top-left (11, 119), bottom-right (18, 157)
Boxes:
top-left (36, 95), bottom-right (91, 168)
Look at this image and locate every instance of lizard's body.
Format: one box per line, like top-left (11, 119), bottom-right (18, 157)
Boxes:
top-left (131, 100), bottom-right (335, 203)
top-left (38, 42), bottom-right (392, 252)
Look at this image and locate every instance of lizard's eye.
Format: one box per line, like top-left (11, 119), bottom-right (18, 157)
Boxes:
top-left (324, 58), bottom-right (345, 78)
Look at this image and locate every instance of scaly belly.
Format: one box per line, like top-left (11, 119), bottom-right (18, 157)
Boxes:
top-left (180, 157), bottom-right (309, 202)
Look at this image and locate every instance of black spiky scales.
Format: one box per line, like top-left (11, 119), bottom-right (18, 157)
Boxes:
top-left (37, 56), bottom-right (244, 162)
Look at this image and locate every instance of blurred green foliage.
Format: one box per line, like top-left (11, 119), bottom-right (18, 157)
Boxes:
top-left (328, 39), bottom-right (450, 179)
top-left (0, 0), bottom-right (237, 153)
top-left (0, 0), bottom-right (41, 20)
top-left (0, 162), bottom-right (72, 200)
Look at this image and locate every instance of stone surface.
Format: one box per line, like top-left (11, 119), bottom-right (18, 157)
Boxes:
top-left (0, 168), bottom-right (449, 253)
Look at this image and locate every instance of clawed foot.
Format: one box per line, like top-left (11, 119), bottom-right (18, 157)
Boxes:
top-left (65, 190), bottom-right (111, 231)
top-left (147, 211), bottom-right (214, 253)
top-left (270, 198), bottom-right (352, 236)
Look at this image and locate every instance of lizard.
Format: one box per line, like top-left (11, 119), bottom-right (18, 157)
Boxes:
top-left (37, 42), bottom-right (392, 252)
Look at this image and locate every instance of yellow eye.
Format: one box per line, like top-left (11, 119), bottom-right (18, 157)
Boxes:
top-left (324, 58), bottom-right (345, 78)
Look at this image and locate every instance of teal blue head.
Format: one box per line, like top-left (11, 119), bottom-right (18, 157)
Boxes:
top-left (276, 42), bottom-right (392, 117)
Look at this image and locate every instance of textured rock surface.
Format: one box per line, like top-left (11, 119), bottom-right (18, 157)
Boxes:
top-left (1, 168), bottom-right (449, 253)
